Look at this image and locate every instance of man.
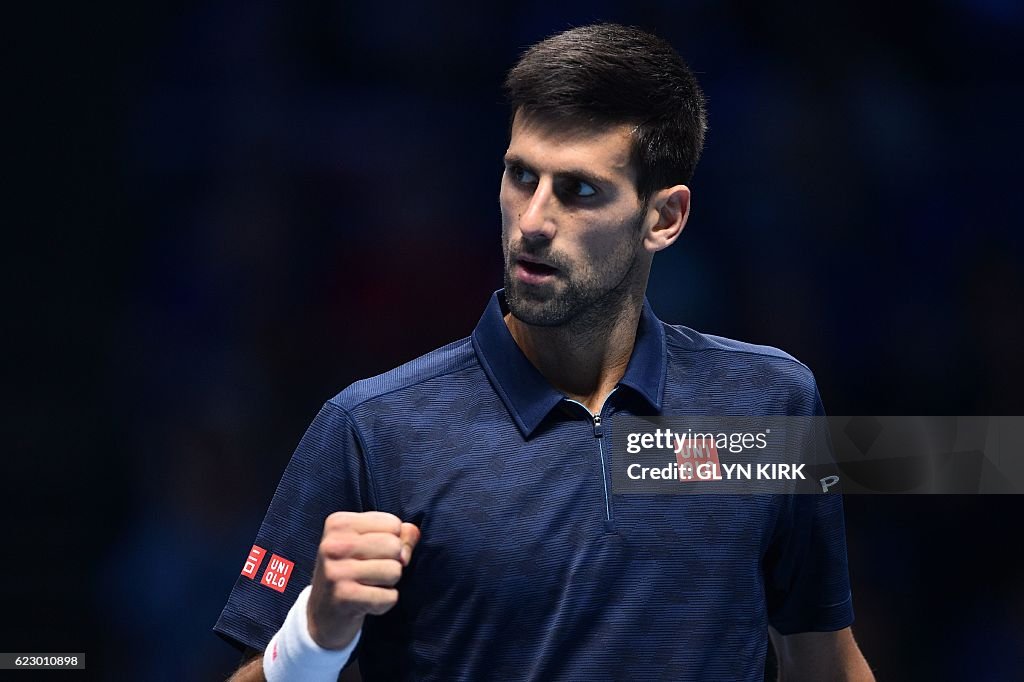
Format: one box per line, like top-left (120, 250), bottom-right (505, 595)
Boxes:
top-left (216, 23), bottom-right (874, 681)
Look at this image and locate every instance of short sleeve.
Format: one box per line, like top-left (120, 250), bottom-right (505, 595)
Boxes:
top-left (763, 493), bottom-right (854, 634)
top-left (213, 400), bottom-right (376, 652)
top-left (764, 374), bottom-right (854, 634)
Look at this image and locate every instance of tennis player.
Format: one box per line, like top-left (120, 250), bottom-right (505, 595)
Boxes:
top-left (217, 23), bottom-right (874, 681)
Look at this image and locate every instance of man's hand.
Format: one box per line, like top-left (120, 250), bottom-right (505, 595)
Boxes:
top-left (307, 511), bottom-right (421, 650)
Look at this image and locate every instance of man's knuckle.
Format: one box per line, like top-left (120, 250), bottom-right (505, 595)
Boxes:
top-left (367, 589), bottom-right (399, 615)
top-left (320, 534), bottom-right (355, 558)
top-left (322, 560), bottom-right (353, 584)
top-left (334, 580), bottom-right (361, 604)
top-left (384, 560), bottom-right (403, 584)
top-left (383, 535), bottom-right (403, 558)
top-left (325, 511), bottom-right (358, 530)
top-left (367, 511), bottom-right (402, 534)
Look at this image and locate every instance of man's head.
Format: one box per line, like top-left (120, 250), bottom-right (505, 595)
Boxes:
top-left (504, 23), bottom-right (707, 204)
top-left (500, 23), bottom-right (707, 327)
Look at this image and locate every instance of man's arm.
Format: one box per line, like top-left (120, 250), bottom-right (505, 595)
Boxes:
top-left (227, 651), bottom-right (366, 682)
top-left (769, 626), bottom-right (874, 682)
top-left (227, 650), bottom-right (264, 682)
top-left (224, 511), bottom-right (416, 681)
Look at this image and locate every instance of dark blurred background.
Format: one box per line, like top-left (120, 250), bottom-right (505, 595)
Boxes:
top-left (6, 0), bottom-right (1024, 679)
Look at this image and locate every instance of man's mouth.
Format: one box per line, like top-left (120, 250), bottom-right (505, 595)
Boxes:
top-left (519, 258), bottom-right (557, 275)
top-left (514, 257), bottom-right (559, 285)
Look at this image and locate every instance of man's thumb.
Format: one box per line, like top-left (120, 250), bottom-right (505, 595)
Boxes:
top-left (400, 522), bottom-right (421, 566)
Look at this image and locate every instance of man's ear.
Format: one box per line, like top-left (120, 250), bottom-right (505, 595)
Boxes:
top-left (642, 185), bottom-right (691, 253)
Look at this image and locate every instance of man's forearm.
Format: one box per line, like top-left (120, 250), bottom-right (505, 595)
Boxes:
top-left (777, 656), bottom-right (875, 682)
top-left (772, 627), bottom-right (875, 682)
top-left (227, 654), bottom-right (265, 682)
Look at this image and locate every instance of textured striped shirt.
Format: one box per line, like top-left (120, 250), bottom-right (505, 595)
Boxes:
top-left (214, 289), bottom-right (853, 680)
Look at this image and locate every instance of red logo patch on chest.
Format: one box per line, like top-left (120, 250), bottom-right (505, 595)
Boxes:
top-left (674, 435), bottom-right (723, 481)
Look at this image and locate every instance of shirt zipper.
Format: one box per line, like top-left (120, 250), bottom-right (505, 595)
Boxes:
top-left (593, 413), bottom-right (612, 522)
top-left (565, 388), bottom-right (617, 524)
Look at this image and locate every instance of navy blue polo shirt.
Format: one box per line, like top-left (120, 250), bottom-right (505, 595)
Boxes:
top-left (214, 290), bottom-right (853, 680)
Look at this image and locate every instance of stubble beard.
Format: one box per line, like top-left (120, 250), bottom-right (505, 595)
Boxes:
top-left (502, 210), bottom-right (646, 330)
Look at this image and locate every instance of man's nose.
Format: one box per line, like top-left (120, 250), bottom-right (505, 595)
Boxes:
top-left (518, 179), bottom-right (557, 242)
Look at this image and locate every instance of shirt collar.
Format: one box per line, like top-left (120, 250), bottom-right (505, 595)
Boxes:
top-left (471, 289), bottom-right (666, 438)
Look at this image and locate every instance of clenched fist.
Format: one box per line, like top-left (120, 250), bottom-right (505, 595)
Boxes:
top-left (307, 511), bottom-right (420, 650)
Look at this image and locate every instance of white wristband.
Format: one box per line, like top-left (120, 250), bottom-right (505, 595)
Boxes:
top-left (263, 585), bottom-right (361, 682)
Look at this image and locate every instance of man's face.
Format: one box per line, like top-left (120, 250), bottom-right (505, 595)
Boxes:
top-left (500, 113), bottom-right (649, 327)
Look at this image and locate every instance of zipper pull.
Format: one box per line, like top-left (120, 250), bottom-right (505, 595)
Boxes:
top-left (592, 414), bottom-right (603, 437)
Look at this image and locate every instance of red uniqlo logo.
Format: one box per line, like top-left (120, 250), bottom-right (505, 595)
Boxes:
top-left (261, 554), bottom-right (295, 593)
top-left (675, 435), bottom-right (723, 481)
top-left (241, 545), bottom-right (266, 579)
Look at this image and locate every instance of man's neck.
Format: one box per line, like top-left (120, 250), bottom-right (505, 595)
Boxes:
top-left (504, 290), bottom-right (644, 414)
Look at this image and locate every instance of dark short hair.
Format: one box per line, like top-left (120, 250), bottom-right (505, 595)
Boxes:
top-left (504, 23), bottom-right (707, 202)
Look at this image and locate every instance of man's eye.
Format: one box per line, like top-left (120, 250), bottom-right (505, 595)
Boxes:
top-left (560, 179), bottom-right (597, 198)
top-left (573, 181), bottom-right (597, 198)
top-left (510, 166), bottom-right (537, 184)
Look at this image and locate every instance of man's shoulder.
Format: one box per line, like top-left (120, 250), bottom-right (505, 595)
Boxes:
top-left (662, 322), bottom-right (813, 374)
top-left (327, 336), bottom-right (479, 413)
top-left (660, 322), bottom-right (823, 414)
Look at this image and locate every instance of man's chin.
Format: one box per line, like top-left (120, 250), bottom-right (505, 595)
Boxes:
top-left (509, 307), bottom-right (569, 327)
top-left (504, 271), bottom-right (578, 324)
top-left (506, 290), bottom-right (573, 327)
